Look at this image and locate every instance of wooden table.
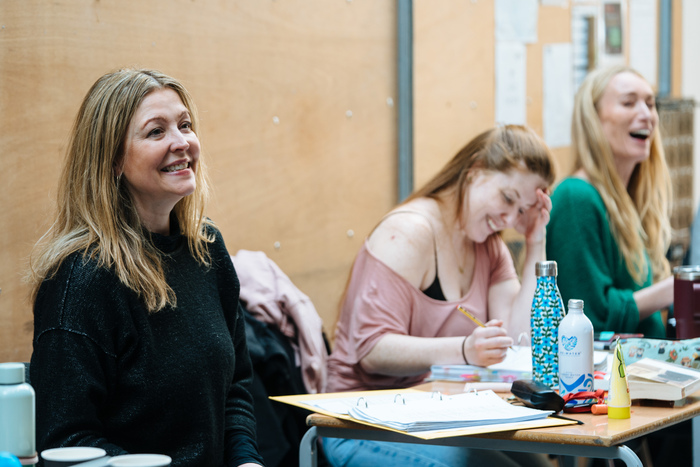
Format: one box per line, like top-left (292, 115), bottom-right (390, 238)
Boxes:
top-left (299, 381), bottom-right (700, 467)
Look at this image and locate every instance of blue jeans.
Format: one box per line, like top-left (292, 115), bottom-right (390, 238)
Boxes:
top-left (322, 437), bottom-right (552, 467)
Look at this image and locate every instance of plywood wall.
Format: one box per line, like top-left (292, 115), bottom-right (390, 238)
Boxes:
top-left (0, 0), bottom-right (398, 362)
top-left (413, 1), bottom-right (573, 187)
top-left (2, 1), bottom-right (662, 363)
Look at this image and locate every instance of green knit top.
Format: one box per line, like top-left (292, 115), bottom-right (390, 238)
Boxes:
top-left (546, 177), bottom-right (665, 338)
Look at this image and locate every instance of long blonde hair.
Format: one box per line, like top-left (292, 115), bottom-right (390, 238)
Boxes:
top-left (29, 68), bottom-right (214, 312)
top-left (571, 65), bottom-right (672, 283)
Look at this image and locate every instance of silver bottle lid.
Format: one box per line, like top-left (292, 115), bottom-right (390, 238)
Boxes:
top-left (535, 260), bottom-right (558, 277)
top-left (568, 299), bottom-right (584, 310)
top-left (0, 362), bottom-right (25, 384)
top-left (673, 265), bottom-right (700, 281)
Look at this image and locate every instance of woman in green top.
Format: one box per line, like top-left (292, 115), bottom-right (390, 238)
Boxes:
top-left (546, 65), bottom-right (673, 338)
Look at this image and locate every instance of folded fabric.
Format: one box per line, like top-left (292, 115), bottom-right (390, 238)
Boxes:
top-left (233, 249), bottom-right (328, 393)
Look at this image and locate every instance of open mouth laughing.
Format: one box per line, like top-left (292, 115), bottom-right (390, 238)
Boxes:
top-left (629, 129), bottom-right (651, 140)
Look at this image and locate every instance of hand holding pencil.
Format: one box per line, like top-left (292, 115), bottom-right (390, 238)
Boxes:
top-left (458, 306), bottom-right (514, 367)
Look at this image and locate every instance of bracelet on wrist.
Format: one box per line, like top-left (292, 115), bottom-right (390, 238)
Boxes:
top-left (461, 336), bottom-right (469, 364)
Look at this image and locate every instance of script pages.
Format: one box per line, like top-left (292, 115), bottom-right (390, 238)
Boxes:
top-left (347, 390), bottom-right (553, 432)
top-left (270, 388), bottom-right (575, 440)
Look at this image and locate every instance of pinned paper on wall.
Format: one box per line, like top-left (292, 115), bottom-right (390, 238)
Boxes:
top-left (572, 4), bottom-right (599, 90)
top-left (495, 42), bottom-right (527, 126)
top-left (540, 0), bottom-right (568, 6)
top-left (495, 0), bottom-right (539, 43)
top-left (629, 0), bottom-right (657, 87)
top-left (543, 43), bottom-right (573, 148)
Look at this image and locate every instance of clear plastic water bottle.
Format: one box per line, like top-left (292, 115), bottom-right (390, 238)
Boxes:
top-left (530, 261), bottom-right (565, 388)
top-left (558, 299), bottom-right (594, 400)
top-left (0, 363), bottom-right (35, 459)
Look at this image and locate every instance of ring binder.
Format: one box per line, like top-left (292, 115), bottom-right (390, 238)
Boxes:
top-left (345, 389), bottom-right (556, 433)
top-left (270, 387), bottom-right (577, 440)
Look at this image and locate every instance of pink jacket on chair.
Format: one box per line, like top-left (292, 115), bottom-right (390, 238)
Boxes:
top-left (232, 249), bottom-right (328, 394)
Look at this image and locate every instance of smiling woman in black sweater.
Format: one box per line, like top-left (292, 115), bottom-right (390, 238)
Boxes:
top-left (28, 68), bottom-right (264, 467)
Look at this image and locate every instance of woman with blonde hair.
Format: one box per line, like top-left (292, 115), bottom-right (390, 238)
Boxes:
top-left (29, 68), bottom-right (264, 467)
top-left (324, 125), bottom-right (555, 467)
top-left (546, 65), bottom-right (673, 338)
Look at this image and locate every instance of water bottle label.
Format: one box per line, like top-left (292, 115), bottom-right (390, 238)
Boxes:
top-left (561, 335), bottom-right (577, 351)
top-left (559, 372), bottom-right (594, 398)
top-left (531, 276), bottom-right (564, 387)
top-left (559, 330), bottom-right (594, 398)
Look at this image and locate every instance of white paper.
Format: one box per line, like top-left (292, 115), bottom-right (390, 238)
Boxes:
top-left (543, 43), bottom-right (574, 148)
top-left (571, 4), bottom-right (599, 90)
top-left (495, 0), bottom-right (539, 43)
top-left (629, 0), bottom-right (657, 86)
top-left (347, 390), bottom-right (553, 432)
top-left (488, 346), bottom-right (533, 371)
top-left (309, 392), bottom-right (437, 416)
top-left (540, 0), bottom-right (568, 6)
top-left (495, 42), bottom-right (527, 126)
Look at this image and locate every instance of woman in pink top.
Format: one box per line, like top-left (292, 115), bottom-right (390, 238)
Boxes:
top-left (324, 125), bottom-right (556, 467)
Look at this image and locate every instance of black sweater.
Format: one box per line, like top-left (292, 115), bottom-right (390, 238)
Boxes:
top-left (30, 225), bottom-right (265, 467)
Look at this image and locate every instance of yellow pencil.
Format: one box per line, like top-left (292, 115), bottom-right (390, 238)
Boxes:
top-left (457, 306), bottom-right (486, 328)
top-left (457, 305), bottom-right (514, 350)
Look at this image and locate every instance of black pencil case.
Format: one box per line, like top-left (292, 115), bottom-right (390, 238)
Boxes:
top-left (511, 379), bottom-right (565, 412)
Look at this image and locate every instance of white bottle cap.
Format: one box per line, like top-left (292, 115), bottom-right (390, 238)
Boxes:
top-left (0, 362), bottom-right (26, 384)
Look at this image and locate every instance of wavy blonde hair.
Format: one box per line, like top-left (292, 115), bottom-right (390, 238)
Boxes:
top-left (29, 68), bottom-right (214, 312)
top-left (571, 65), bottom-right (672, 284)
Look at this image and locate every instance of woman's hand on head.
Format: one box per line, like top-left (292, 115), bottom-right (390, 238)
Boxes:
top-left (463, 320), bottom-right (514, 367)
top-left (514, 188), bottom-right (552, 245)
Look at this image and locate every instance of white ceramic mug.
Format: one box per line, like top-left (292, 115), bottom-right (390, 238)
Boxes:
top-left (108, 454), bottom-right (172, 467)
top-left (41, 447), bottom-right (107, 467)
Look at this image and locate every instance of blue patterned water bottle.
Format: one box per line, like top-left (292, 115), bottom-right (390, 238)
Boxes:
top-left (530, 261), bottom-right (565, 388)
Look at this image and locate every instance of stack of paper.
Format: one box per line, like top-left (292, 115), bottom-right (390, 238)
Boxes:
top-left (347, 390), bottom-right (553, 432)
top-left (626, 358), bottom-right (700, 401)
top-left (270, 387), bottom-right (577, 439)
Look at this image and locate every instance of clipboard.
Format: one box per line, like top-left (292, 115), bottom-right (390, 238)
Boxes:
top-left (270, 388), bottom-right (577, 440)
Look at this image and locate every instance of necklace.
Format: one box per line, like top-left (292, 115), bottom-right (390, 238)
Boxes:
top-left (438, 205), bottom-right (466, 275)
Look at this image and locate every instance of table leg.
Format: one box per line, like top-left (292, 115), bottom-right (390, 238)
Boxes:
top-left (305, 425), bottom-right (644, 467)
top-left (615, 445), bottom-right (643, 467)
top-left (299, 426), bottom-right (318, 467)
top-left (694, 417), bottom-right (700, 467)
